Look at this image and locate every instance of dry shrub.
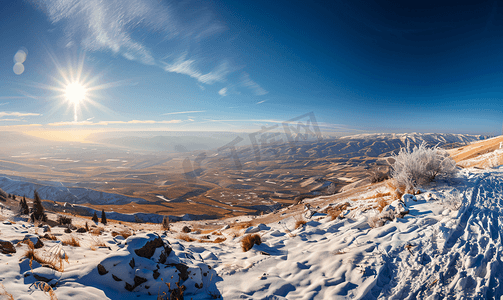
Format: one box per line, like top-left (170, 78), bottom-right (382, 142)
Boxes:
top-left (57, 215), bottom-right (72, 226)
top-left (111, 229), bottom-right (131, 239)
top-left (376, 197), bottom-right (388, 213)
top-left (177, 233), bottom-right (195, 242)
top-left (0, 283), bottom-right (14, 300)
top-left (32, 281), bottom-right (58, 300)
top-left (227, 229), bottom-right (242, 238)
top-left (42, 234), bottom-right (57, 241)
top-left (241, 234), bottom-right (261, 252)
top-left (234, 221), bottom-right (252, 230)
top-left (90, 237), bottom-right (107, 251)
top-left (213, 237), bottom-right (226, 243)
top-left (61, 235), bottom-right (80, 247)
top-left (324, 202), bottom-right (350, 220)
top-left (386, 180), bottom-right (404, 200)
top-left (91, 227), bottom-right (104, 236)
top-left (198, 236), bottom-right (227, 243)
top-left (390, 142), bottom-right (456, 192)
top-left (368, 165), bottom-right (390, 183)
top-left (24, 242), bottom-right (68, 272)
top-left (294, 215), bottom-right (307, 229)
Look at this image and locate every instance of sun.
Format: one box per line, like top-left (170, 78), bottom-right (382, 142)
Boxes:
top-left (65, 82), bottom-right (87, 105)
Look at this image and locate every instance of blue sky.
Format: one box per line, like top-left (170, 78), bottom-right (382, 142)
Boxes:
top-left (0, 0), bottom-right (502, 140)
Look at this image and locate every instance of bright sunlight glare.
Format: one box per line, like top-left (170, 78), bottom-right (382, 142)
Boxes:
top-left (65, 82), bottom-right (86, 105)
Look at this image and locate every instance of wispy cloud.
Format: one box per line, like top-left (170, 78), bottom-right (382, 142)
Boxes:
top-left (33, 0), bottom-right (265, 97)
top-left (162, 54), bottom-right (230, 84)
top-left (241, 72), bottom-right (268, 96)
top-left (48, 119), bottom-right (182, 126)
top-left (0, 112), bottom-right (41, 118)
top-left (0, 119), bottom-right (23, 122)
top-left (162, 110), bottom-right (205, 115)
top-left (33, 0), bottom-right (175, 65)
top-left (0, 102), bottom-right (9, 106)
top-left (219, 87), bottom-right (228, 96)
top-left (256, 99), bottom-right (268, 104)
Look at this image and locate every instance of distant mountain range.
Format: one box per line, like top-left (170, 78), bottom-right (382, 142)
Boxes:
top-left (0, 132), bottom-right (490, 215)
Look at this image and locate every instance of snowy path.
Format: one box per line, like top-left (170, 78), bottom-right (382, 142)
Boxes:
top-left (214, 170), bottom-right (503, 299)
top-left (370, 171), bottom-right (503, 299)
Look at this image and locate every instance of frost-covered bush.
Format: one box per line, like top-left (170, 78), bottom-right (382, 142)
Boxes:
top-left (390, 142), bottom-right (456, 192)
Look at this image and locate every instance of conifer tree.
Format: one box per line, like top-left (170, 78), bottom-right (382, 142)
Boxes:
top-left (162, 216), bottom-right (170, 230)
top-left (19, 196), bottom-right (29, 215)
top-left (30, 191), bottom-right (47, 222)
top-left (92, 211), bottom-right (98, 223)
top-left (101, 209), bottom-right (107, 225)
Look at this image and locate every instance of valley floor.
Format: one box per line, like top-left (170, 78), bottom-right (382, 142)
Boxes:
top-left (1, 166), bottom-right (503, 299)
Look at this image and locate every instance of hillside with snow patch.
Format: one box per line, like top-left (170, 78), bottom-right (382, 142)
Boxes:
top-left (0, 157), bottom-right (502, 299)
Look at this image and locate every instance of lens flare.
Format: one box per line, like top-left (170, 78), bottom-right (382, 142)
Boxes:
top-left (65, 82), bottom-right (87, 105)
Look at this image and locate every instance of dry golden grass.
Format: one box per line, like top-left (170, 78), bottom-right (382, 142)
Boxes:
top-left (197, 236), bottom-right (227, 243)
top-left (371, 192), bottom-right (391, 199)
top-left (241, 234), bottom-right (261, 252)
top-left (177, 233), bottom-right (195, 242)
top-left (227, 229), bottom-right (243, 238)
top-left (0, 283), bottom-right (14, 300)
top-left (386, 180), bottom-right (405, 200)
top-left (376, 197), bottom-right (389, 213)
top-left (324, 202), bottom-right (350, 220)
top-left (61, 235), bottom-right (80, 247)
top-left (90, 237), bottom-right (107, 251)
top-left (233, 221), bottom-right (252, 230)
top-left (90, 227), bottom-right (104, 236)
top-left (24, 242), bottom-right (68, 272)
top-left (32, 281), bottom-right (58, 300)
top-left (42, 233), bottom-right (58, 241)
top-left (111, 229), bottom-right (132, 239)
top-left (211, 231), bottom-right (223, 236)
top-left (213, 237), bottom-right (226, 243)
top-left (294, 215), bottom-right (307, 229)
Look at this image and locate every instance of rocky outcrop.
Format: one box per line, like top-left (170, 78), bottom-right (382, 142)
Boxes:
top-left (94, 233), bottom-right (219, 297)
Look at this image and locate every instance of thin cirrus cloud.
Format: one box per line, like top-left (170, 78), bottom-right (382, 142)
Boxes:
top-left (47, 119), bottom-right (182, 126)
top-left (0, 119), bottom-right (24, 122)
top-left (0, 112), bottom-right (41, 118)
top-left (31, 0), bottom-right (176, 65)
top-left (241, 72), bottom-right (268, 96)
top-left (162, 110), bottom-right (205, 115)
top-left (218, 87), bottom-right (228, 96)
top-left (33, 0), bottom-right (266, 96)
top-left (162, 54), bottom-right (230, 85)
top-left (33, 1), bottom-right (228, 82)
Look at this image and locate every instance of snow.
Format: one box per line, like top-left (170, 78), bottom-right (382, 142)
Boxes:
top-left (1, 166), bottom-right (503, 299)
top-left (0, 176), bottom-right (147, 205)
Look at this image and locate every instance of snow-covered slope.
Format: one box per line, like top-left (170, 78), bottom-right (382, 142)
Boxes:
top-left (0, 176), bottom-right (147, 205)
top-left (1, 160), bottom-right (502, 299)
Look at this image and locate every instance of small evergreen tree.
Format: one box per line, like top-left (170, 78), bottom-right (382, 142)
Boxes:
top-left (30, 191), bottom-right (47, 222)
top-left (101, 209), bottom-right (107, 225)
top-left (162, 216), bottom-right (170, 230)
top-left (92, 211), bottom-right (98, 223)
top-left (19, 196), bottom-right (29, 215)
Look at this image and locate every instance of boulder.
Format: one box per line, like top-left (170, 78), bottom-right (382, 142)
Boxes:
top-left (0, 240), bottom-right (16, 254)
top-left (23, 235), bottom-right (44, 249)
top-left (97, 264), bottom-right (108, 275)
top-left (134, 236), bottom-right (170, 259)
